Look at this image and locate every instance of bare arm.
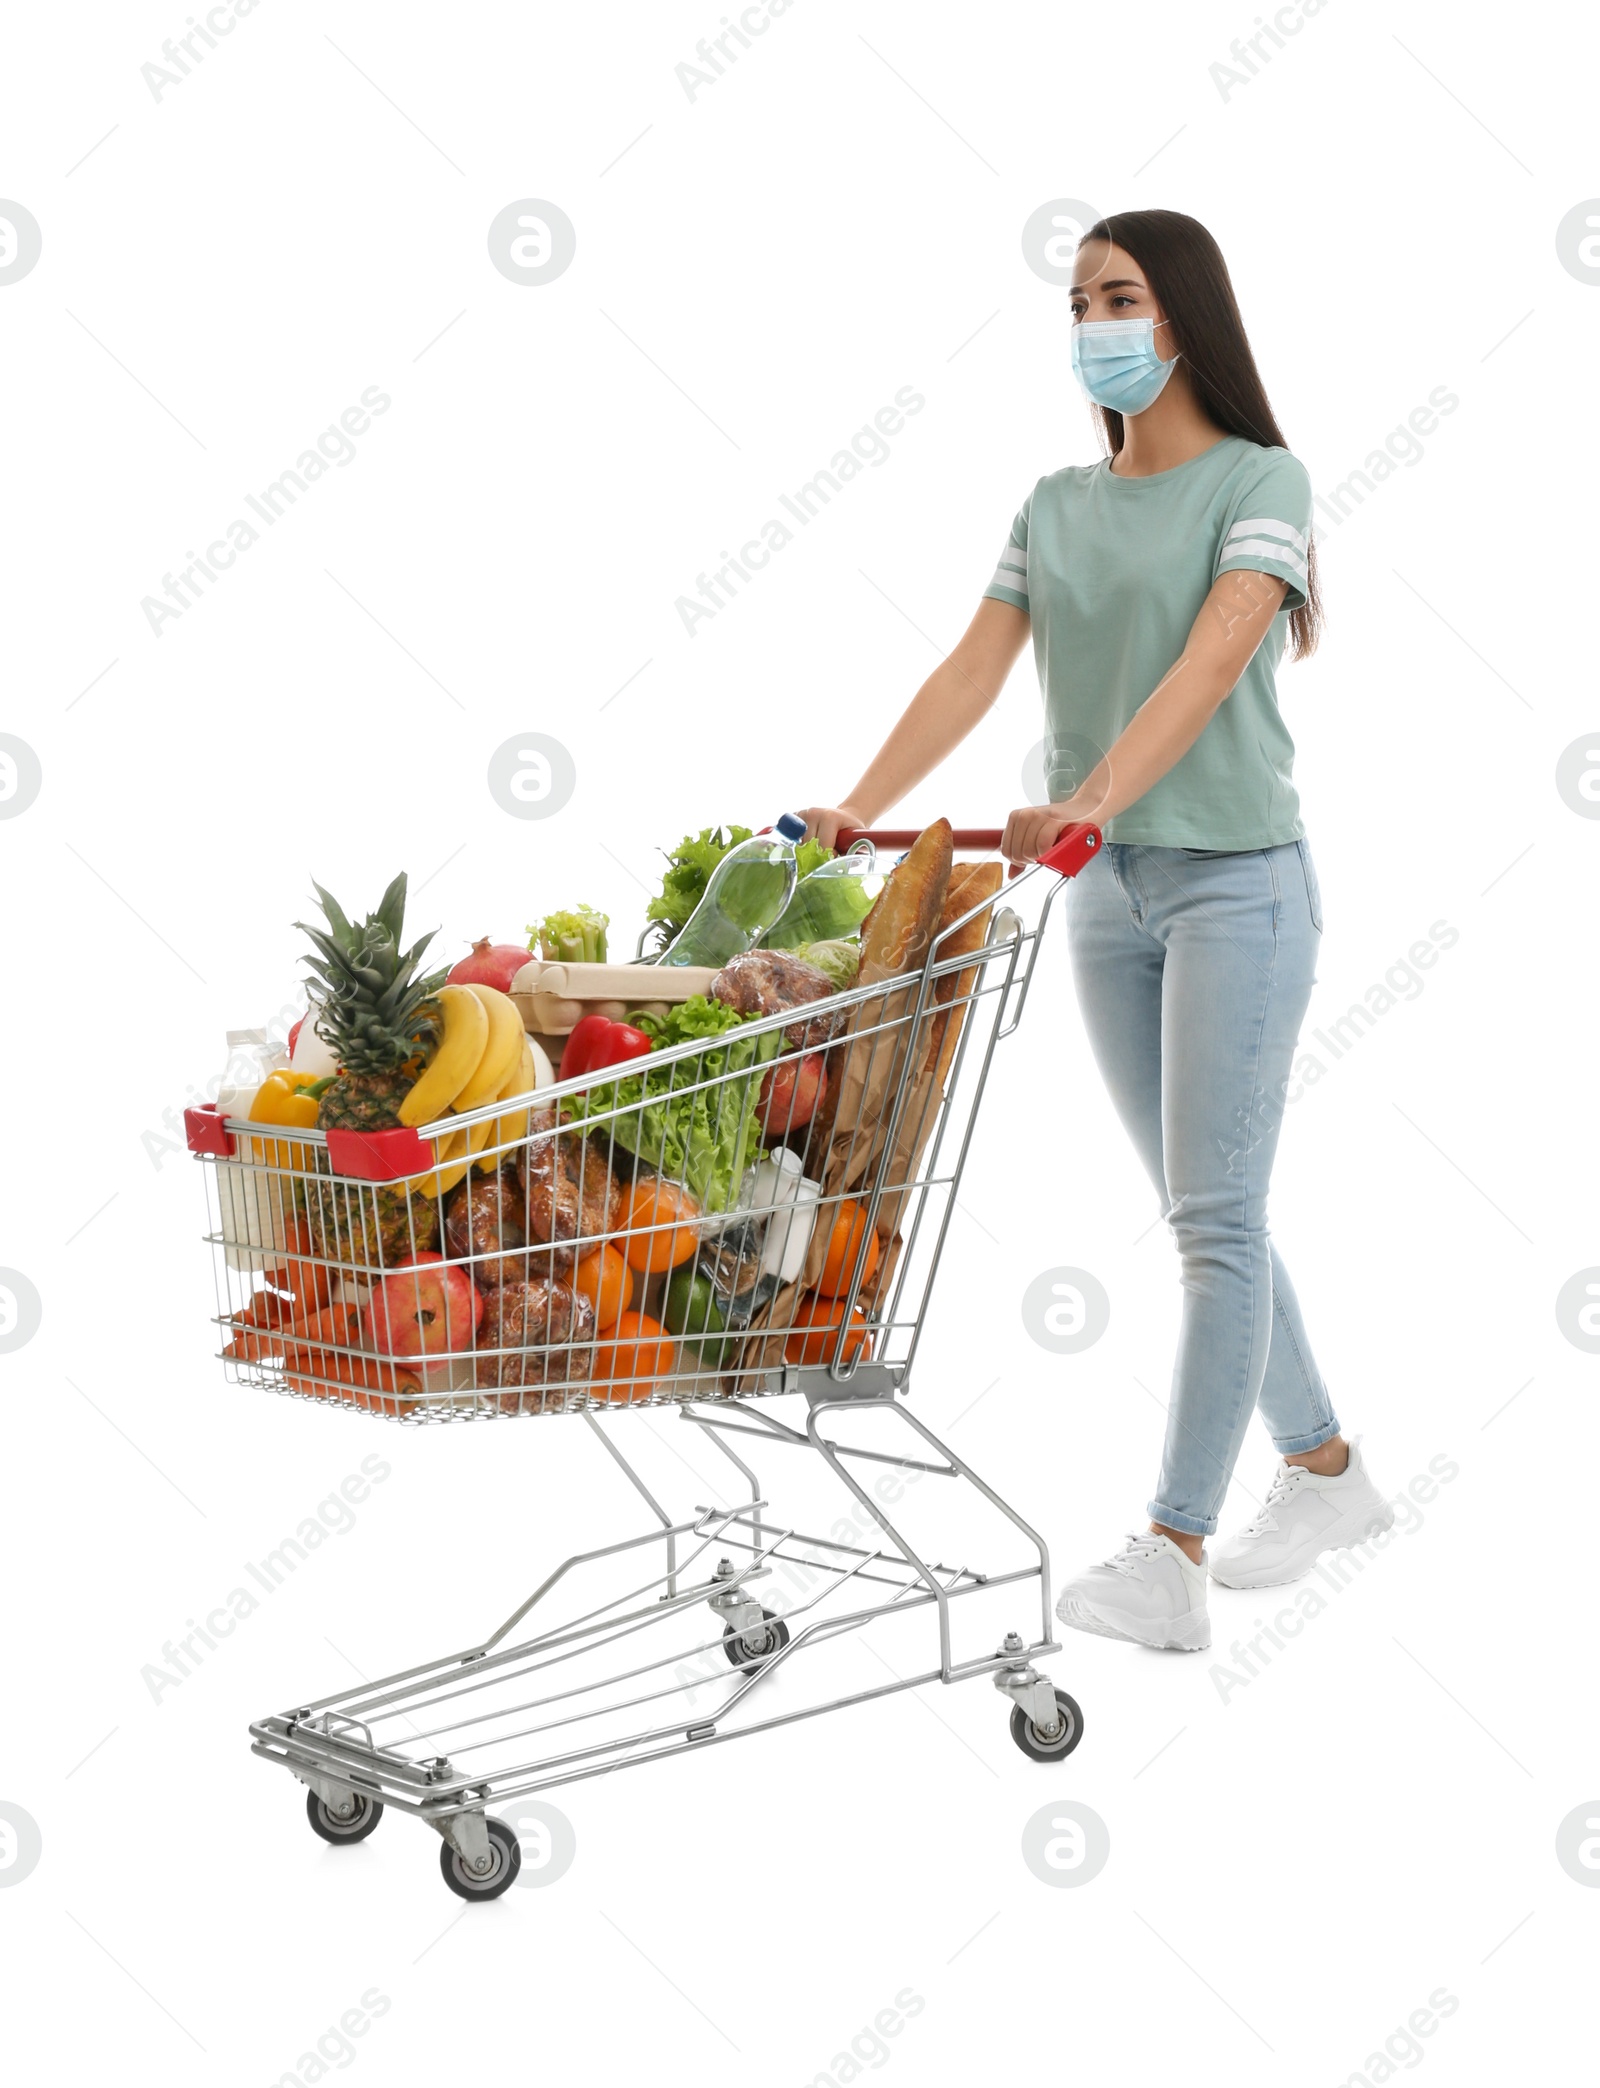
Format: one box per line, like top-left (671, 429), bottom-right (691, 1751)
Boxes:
top-left (801, 596), bottom-right (1031, 846)
top-left (1000, 568), bottom-right (1290, 864)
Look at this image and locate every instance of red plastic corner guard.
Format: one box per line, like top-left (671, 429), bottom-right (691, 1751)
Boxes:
top-left (183, 1103), bottom-right (235, 1157)
top-left (183, 1104), bottom-right (431, 1181)
top-left (323, 1124), bottom-right (436, 1183)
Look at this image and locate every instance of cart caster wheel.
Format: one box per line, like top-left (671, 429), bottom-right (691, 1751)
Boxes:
top-left (439, 1817), bottom-right (521, 1902)
top-left (305, 1787), bottom-right (384, 1844)
top-left (723, 1610), bottom-right (790, 1672)
top-left (1010, 1688), bottom-right (1084, 1762)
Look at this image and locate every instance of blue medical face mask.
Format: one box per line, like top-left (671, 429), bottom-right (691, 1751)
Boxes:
top-left (1070, 316), bottom-right (1177, 415)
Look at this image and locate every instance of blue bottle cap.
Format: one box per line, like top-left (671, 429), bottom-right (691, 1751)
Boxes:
top-left (774, 812), bottom-right (807, 842)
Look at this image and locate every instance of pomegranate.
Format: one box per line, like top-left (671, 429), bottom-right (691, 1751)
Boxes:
top-left (447, 937), bottom-right (533, 994)
top-left (367, 1252), bottom-right (484, 1359)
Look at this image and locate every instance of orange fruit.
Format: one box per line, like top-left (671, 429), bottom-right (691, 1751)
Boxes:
top-left (574, 1243), bottom-right (634, 1331)
top-left (621, 1179), bottom-right (702, 1274)
top-left (784, 1294), bottom-right (873, 1369)
top-left (816, 1200), bottom-right (880, 1298)
top-left (591, 1310), bottom-right (677, 1402)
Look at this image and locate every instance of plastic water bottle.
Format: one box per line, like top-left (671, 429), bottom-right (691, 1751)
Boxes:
top-left (655, 814), bottom-right (806, 968)
top-left (764, 842), bottom-right (882, 949)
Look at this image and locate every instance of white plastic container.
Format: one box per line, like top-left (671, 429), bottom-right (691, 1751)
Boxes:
top-left (746, 1148), bottom-right (821, 1284)
top-left (214, 1045), bottom-right (291, 1272)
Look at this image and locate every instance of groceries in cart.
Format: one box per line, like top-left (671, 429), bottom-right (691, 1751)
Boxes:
top-left (189, 814), bottom-right (1010, 1420)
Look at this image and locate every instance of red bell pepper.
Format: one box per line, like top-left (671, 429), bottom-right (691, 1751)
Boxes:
top-left (562, 1014), bottom-right (654, 1080)
top-left (561, 1015), bottom-right (609, 1078)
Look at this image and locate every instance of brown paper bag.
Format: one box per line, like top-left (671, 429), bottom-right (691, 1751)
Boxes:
top-left (727, 1225), bottom-right (904, 1385)
top-left (925, 862), bottom-right (1004, 1093)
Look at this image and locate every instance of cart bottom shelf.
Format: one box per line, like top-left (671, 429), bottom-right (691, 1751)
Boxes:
top-left (249, 1392), bottom-right (1086, 1893)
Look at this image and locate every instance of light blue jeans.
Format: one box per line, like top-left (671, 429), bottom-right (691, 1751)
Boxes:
top-left (1065, 840), bottom-right (1340, 1537)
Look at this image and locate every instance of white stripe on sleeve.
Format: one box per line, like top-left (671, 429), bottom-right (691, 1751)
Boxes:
top-left (990, 542), bottom-right (1028, 598)
top-left (1221, 535), bottom-right (1309, 582)
top-left (1225, 515), bottom-right (1309, 557)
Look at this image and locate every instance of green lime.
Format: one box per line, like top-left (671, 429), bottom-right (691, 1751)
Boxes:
top-left (662, 1268), bottom-right (726, 1341)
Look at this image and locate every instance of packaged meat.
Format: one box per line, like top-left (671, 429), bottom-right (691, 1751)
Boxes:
top-left (518, 1121), bottom-right (624, 1271)
top-left (707, 949), bottom-right (846, 1049)
top-left (476, 1278), bottom-right (596, 1395)
top-left (443, 1166), bottom-right (529, 1290)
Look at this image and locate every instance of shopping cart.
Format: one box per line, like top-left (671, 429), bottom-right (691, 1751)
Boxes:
top-left (186, 822), bottom-right (1100, 1898)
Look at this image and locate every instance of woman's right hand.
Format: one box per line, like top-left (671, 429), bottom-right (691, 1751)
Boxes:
top-left (797, 805), bottom-right (866, 848)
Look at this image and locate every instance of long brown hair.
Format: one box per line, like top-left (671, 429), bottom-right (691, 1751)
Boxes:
top-left (1080, 209), bottom-right (1321, 660)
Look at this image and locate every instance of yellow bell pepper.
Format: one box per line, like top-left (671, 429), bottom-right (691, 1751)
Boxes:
top-left (247, 1072), bottom-right (324, 1172)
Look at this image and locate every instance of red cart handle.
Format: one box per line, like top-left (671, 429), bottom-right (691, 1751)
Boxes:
top-left (834, 822), bottom-right (1101, 880)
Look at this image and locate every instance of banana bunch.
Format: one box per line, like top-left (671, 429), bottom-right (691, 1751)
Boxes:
top-left (399, 984), bottom-right (541, 1196)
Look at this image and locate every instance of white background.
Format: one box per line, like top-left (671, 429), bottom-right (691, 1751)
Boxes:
top-left (3, 1), bottom-right (1597, 2081)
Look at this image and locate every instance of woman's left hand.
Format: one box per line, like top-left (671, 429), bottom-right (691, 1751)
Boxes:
top-left (1001, 802), bottom-right (1085, 866)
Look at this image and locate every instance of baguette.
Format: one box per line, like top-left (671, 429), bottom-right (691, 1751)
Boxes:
top-left (808, 820), bottom-right (955, 1189)
top-left (857, 819), bottom-right (954, 983)
top-left (924, 861), bottom-right (1004, 1093)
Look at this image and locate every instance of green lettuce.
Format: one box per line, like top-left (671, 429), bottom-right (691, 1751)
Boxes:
top-left (571, 994), bottom-right (780, 1213)
top-left (645, 827), bottom-right (751, 942)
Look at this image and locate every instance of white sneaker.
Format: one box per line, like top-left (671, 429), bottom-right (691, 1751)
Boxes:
top-left (1055, 1532), bottom-right (1211, 1652)
top-left (1210, 1436), bottom-right (1395, 1590)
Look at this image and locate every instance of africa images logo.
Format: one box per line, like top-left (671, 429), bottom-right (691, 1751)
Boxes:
top-left (139, 387), bottom-right (391, 637)
top-left (1209, 1455), bottom-right (1459, 1704)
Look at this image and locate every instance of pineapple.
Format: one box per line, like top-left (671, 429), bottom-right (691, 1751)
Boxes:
top-left (297, 873), bottom-right (448, 1272)
top-left (305, 1173), bottom-right (440, 1276)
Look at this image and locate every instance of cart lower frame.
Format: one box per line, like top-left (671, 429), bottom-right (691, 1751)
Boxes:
top-left (250, 1383), bottom-right (1083, 1896)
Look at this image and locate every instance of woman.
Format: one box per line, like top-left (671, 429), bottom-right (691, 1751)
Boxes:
top-left (802, 210), bottom-right (1394, 1653)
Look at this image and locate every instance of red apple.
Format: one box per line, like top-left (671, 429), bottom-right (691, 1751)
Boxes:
top-left (367, 1252), bottom-right (484, 1359)
top-left (758, 1053), bottom-right (825, 1139)
top-left (447, 937), bottom-right (533, 993)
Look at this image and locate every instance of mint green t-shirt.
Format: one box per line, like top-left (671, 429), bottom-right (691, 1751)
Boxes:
top-left (983, 435), bottom-right (1313, 848)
